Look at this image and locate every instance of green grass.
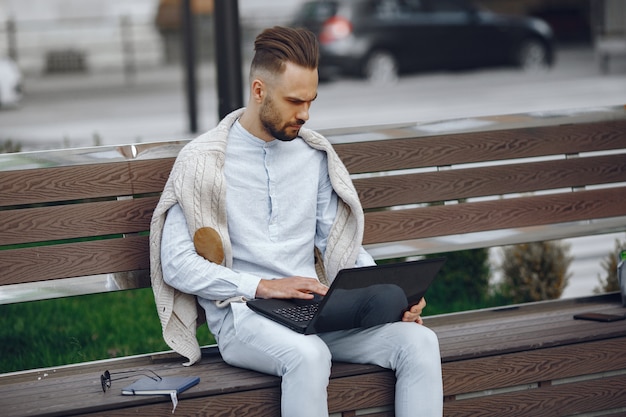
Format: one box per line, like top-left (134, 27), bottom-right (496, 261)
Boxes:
top-left (0, 267), bottom-right (508, 373)
top-left (0, 288), bottom-right (215, 373)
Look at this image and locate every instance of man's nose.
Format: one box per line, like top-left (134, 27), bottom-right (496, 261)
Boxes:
top-left (297, 103), bottom-right (311, 122)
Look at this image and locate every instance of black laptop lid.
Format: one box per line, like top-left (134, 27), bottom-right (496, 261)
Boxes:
top-left (306, 257), bottom-right (445, 333)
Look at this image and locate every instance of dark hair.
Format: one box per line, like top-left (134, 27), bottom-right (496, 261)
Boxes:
top-left (250, 26), bottom-right (319, 76)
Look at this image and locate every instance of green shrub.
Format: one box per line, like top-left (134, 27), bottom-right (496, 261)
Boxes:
top-left (594, 236), bottom-right (626, 294)
top-left (1, 139), bottom-right (21, 153)
top-left (424, 248), bottom-right (494, 315)
top-left (497, 241), bottom-right (572, 303)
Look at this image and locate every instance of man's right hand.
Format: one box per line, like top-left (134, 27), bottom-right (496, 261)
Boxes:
top-left (255, 277), bottom-right (328, 300)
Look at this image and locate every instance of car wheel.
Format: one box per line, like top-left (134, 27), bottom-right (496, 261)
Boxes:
top-left (516, 39), bottom-right (549, 71)
top-left (364, 51), bottom-right (398, 84)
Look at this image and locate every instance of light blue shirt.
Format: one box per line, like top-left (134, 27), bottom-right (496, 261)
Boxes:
top-left (161, 121), bottom-right (374, 337)
top-left (224, 120), bottom-right (337, 280)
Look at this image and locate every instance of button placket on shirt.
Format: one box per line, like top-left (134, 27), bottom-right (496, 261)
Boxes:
top-left (264, 144), bottom-right (279, 239)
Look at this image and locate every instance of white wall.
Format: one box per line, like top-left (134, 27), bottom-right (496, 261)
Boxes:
top-left (0, 0), bottom-right (156, 20)
top-left (0, 0), bottom-right (308, 73)
top-left (0, 0), bottom-right (162, 73)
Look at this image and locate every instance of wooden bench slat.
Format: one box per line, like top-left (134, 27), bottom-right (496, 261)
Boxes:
top-left (0, 163), bottom-right (133, 207)
top-left (0, 236), bottom-right (149, 285)
top-left (0, 358), bottom-right (391, 417)
top-left (328, 372), bottom-right (395, 414)
top-left (0, 355), bottom-right (161, 387)
top-left (439, 314), bottom-right (626, 362)
top-left (427, 294), bottom-right (622, 333)
top-left (355, 154), bottom-right (626, 209)
top-left (0, 357), bottom-right (274, 401)
top-left (443, 373), bottom-right (626, 417)
top-left (424, 292), bottom-right (621, 327)
top-left (442, 337), bottom-right (626, 397)
top-left (1, 197), bottom-right (157, 246)
top-left (335, 120), bottom-right (626, 173)
top-left (127, 159), bottom-right (174, 194)
top-left (363, 186), bottom-right (626, 244)
top-left (84, 388), bottom-right (282, 417)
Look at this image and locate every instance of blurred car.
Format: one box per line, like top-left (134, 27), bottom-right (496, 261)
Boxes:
top-left (291, 0), bottom-right (555, 83)
top-left (0, 56), bottom-right (23, 108)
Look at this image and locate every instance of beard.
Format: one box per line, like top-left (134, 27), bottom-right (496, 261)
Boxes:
top-left (259, 94), bottom-right (304, 142)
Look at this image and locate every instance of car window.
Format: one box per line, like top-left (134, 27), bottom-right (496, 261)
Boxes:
top-left (401, 0), bottom-right (426, 13)
top-left (371, 0), bottom-right (425, 18)
top-left (373, 0), bottom-right (400, 18)
top-left (294, 1), bottom-right (338, 23)
top-left (426, 0), bottom-right (470, 13)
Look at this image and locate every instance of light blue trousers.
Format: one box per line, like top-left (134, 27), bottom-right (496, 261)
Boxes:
top-left (218, 305), bottom-right (443, 417)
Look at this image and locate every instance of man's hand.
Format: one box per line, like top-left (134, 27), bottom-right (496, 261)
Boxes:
top-left (255, 277), bottom-right (328, 300)
top-left (402, 297), bottom-right (427, 325)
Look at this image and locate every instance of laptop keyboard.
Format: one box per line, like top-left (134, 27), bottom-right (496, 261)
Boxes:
top-left (274, 303), bottom-right (319, 323)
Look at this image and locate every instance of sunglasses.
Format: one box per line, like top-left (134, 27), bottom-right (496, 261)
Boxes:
top-left (100, 369), bottom-right (162, 393)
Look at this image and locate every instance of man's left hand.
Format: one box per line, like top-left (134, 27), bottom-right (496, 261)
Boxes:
top-left (402, 297), bottom-right (426, 325)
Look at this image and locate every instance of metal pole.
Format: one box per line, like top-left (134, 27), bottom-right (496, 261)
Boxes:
top-left (214, 0), bottom-right (243, 119)
top-left (181, 0), bottom-right (198, 133)
top-left (120, 15), bottom-right (136, 85)
top-left (7, 18), bottom-right (18, 62)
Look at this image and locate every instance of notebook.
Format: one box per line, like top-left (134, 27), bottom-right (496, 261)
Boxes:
top-left (121, 376), bottom-right (200, 396)
top-left (246, 257), bottom-right (445, 334)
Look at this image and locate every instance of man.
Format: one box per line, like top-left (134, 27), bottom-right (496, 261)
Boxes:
top-left (150, 26), bottom-right (443, 416)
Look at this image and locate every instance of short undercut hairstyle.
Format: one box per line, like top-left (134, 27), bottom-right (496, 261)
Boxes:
top-left (250, 26), bottom-right (319, 78)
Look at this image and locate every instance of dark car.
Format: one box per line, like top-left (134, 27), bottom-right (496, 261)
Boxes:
top-left (291, 0), bottom-right (555, 83)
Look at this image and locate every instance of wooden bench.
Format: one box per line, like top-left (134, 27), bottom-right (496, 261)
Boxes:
top-left (1, 106), bottom-right (626, 416)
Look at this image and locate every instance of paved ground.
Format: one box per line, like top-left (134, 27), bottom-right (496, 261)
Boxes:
top-left (2, 45), bottom-right (625, 151)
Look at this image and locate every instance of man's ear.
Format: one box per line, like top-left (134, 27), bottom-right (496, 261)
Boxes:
top-left (251, 78), bottom-right (265, 103)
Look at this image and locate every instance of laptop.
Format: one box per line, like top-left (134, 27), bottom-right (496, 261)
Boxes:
top-left (246, 257), bottom-right (445, 334)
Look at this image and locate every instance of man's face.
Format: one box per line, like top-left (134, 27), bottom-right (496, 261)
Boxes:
top-left (258, 62), bottom-right (318, 142)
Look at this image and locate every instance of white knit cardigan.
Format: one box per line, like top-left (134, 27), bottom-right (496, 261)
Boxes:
top-left (149, 108), bottom-right (365, 365)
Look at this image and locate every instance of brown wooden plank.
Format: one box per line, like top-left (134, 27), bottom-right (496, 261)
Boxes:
top-left (328, 372), bottom-right (395, 414)
top-left (427, 294), bottom-right (623, 334)
top-left (1, 197), bottom-right (158, 246)
top-left (424, 295), bottom-right (624, 361)
top-left (0, 353), bottom-right (277, 415)
top-left (442, 337), bottom-right (626, 396)
top-left (363, 187), bottom-right (626, 244)
top-left (443, 373), bottom-right (626, 417)
top-left (0, 353), bottom-right (392, 417)
top-left (348, 412), bottom-right (393, 417)
top-left (355, 154), bottom-right (626, 209)
top-left (438, 321), bottom-right (626, 362)
top-left (2, 370), bottom-right (395, 417)
top-left (435, 305), bottom-right (626, 361)
top-left (4, 383), bottom-right (280, 417)
top-left (336, 120), bottom-right (626, 174)
top-left (0, 236), bottom-right (150, 284)
top-left (81, 388), bottom-right (282, 417)
top-left (424, 293), bottom-right (622, 328)
top-left (433, 305), bottom-right (625, 344)
top-left (591, 412), bottom-right (626, 417)
top-left (0, 356), bottom-right (277, 405)
top-left (0, 355), bottom-right (161, 387)
top-left (127, 158), bottom-right (174, 194)
top-left (0, 162), bottom-right (133, 207)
